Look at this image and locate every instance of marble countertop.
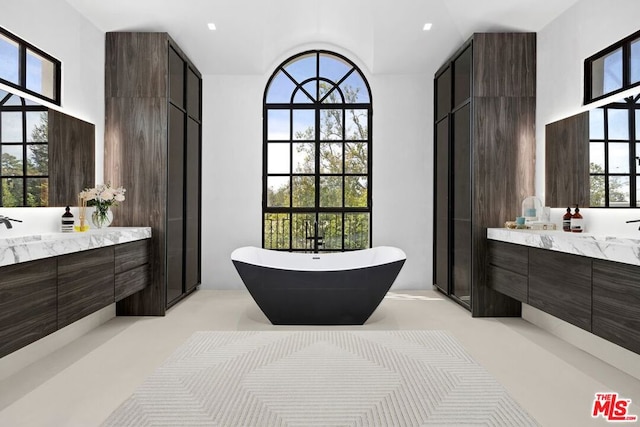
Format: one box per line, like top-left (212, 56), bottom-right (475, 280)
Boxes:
top-left (487, 228), bottom-right (640, 267)
top-left (0, 227), bottom-right (151, 267)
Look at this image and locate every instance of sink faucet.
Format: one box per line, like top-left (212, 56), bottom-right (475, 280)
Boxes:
top-left (626, 219), bottom-right (640, 230)
top-left (0, 215), bottom-right (22, 229)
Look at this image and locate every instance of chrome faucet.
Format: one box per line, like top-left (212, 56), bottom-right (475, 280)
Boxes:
top-left (0, 215), bottom-right (22, 229)
top-left (626, 219), bottom-right (640, 230)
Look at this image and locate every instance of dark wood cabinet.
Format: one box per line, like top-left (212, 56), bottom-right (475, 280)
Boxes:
top-left (58, 247), bottom-right (115, 329)
top-left (0, 239), bottom-right (150, 357)
top-left (48, 110), bottom-right (95, 206)
top-left (105, 32), bottom-right (202, 314)
top-left (433, 33), bottom-right (536, 316)
top-left (115, 240), bottom-right (151, 301)
top-left (0, 258), bottom-right (57, 358)
top-left (593, 260), bottom-right (640, 354)
top-left (487, 241), bottom-right (528, 303)
top-left (545, 112), bottom-right (590, 208)
top-left (528, 248), bottom-right (592, 331)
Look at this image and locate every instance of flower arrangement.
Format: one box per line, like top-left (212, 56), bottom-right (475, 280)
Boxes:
top-left (79, 184), bottom-right (126, 228)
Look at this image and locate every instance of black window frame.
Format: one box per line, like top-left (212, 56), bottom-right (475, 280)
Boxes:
top-left (263, 50), bottom-right (373, 252)
top-left (589, 95), bottom-right (640, 207)
top-left (0, 90), bottom-right (49, 207)
top-left (0, 26), bottom-right (61, 106)
top-left (585, 28), bottom-right (640, 105)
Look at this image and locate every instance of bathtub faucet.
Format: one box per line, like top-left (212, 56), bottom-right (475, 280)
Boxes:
top-left (627, 219), bottom-right (640, 230)
top-left (0, 215), bottom-right (22, 229)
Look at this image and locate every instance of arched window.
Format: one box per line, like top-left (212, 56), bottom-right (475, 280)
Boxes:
top-left (263, 50), bottom-right (372, 252)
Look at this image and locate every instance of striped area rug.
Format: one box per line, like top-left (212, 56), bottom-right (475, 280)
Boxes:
top-left (102, 330), bottom-right (538, 426)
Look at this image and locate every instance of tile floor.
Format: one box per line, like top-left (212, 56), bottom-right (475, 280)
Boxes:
top-left (1, 289), bottom-right (639, 426)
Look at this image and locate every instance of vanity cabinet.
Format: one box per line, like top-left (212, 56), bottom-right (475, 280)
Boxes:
top-left (105, 32), bottom-right (202, 315)
top-left (0, 258), bottom-right (57, 358)
top-left (0, 238), bottom-right (150, 358)
top-left (58, 247), bottom-right (115, 329)
top-left (592, 260), bottom-right (640, 354)
top-left (528, 248), bottom-right (592, 331)
top-left (114, 239), bottom-right (150, 301)
top-left (487, 241), bottom-right (528, 302)
top-left (433, 33), bottom-right (536, 316)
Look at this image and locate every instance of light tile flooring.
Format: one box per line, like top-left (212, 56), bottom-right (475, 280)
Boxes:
top-left (1, 289), bottom-right (639, 427)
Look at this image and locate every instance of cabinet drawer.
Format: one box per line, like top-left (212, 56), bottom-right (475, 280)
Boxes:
top-left (528, 248), bottom-right (592, 331)
top-left (115, 264), bottom-right (150, 301)
top-left (488, 240), bottom-right (528, 273)
top-left (593, 260), bottom-right (640, 354)
top-left (488, 265), bottom-right (528, 302)
top-left (58, 247), bottom-right (115, 329)
top-left (115, 239), bottom-right (150, 274)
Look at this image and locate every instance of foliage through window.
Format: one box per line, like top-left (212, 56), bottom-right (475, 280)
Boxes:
top-left (0, 89), bottom-right (49, 206)
top-left (263, 51), bottom-right (372, 251)
top-left (0, 27), bottom-right (61, 105)
top-left (589, 95), bottom-right (640, 207)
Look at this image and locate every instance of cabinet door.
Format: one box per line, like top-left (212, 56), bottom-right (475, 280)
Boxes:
top-left (487, 241), bottom-right (528, 302)
top-left (528, 248), bottom-right (592, 331)
top-left (451, 103), bottom-right (471, 304)
top-left (185, 116), bottom-right (201, 292)
top-left (115, 240), bottom-right (151, 301)
top-left (435, 67), bottom-right (451, 122)
top-left (58, 247), bottom-right (115, 329)
top-left (0, 258), bottom-right (57, 358)
top-left (593, 260), bottom-right (640, 354)
top-left (453, 45), bottom-right (471, 108)
top-left (167, 103), bottom-right (185, 305)
top-left (433, 118), bottom-right (450, 293)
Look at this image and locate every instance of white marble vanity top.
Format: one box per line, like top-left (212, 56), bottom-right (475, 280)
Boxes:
top-left (487, 228), bottom-right (640, 267)
top-left (0, 227), bottom-right (151, 267)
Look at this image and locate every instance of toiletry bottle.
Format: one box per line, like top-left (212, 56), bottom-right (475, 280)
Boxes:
top-left (61, 206), bottom-right (74, 233)
top-left (570, 205), bottom-right (584, 233)
top-left (563, 207), bottom-right (572, 232)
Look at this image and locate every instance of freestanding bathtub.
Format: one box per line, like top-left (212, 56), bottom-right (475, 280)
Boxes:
top-left (231, 246), bottom-right (406, 325)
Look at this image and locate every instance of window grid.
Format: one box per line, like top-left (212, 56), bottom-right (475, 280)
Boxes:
top-left (263, 51), bottom-right (372, 252)
top-left (589, 96), bottom-right (639, 207)
top-left (0, 27), bottom-right (61, 106)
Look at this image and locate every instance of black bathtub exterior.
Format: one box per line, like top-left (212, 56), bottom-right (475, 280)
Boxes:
top-left (232, 259), bottom-right (406, 325)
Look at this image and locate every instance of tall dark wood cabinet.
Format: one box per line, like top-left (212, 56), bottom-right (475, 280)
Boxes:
top-left (104, 32), bottom-right (202, 315)
top-left (433, 33), bottom-right (536, 316)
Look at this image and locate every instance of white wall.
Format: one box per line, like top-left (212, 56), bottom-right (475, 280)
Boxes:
top-left (201, 69), bottom-right (432, 290)
top-left (2, 0), bottom-right (104, 183)
top-left (532, 0), bottom-right (640, 378)
top-left (537, 0), bottom-right (640, 209)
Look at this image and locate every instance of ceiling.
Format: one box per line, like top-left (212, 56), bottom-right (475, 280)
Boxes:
top-left (64, 0), bottom-right (580, 75)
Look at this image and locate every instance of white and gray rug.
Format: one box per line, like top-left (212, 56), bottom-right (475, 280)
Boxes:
top-left (102, 330), bottom-right (537, 426)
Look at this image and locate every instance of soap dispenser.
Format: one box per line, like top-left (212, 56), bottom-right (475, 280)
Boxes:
top-left (61, 206), bottom-right (74, 233)
top-left (570, 205), bottom-right (584, 233)
top-left (563, 207), bottom-right (572, 232)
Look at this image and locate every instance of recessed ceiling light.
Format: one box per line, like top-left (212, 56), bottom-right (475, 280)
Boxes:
top-left (207, 23), bottom-right (217, 31)
top-left (423, 23), bottom-right (433, 31)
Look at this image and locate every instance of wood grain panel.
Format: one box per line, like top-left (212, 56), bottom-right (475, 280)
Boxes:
top-left (48, 110), bottom-right (95, 206)
top-left (114, 239), bottom-right (150, 274)
top-left (528, 248), bottom-right (592, 331)
top-left (0, 258), bottom-right (57, 358)
top-left (105, 32), bottom-right (168, 98)
top-left (473, 33), bottom-right (536, 97)
top-left (115, 264), bottom-right (150, 301)
top-left (58, 247), bottom-right (115, 329)
top-left (593, 260), bottom-right (640, 354)
top-left (487, 265), bottom-right (528, 303)
top-left (488, 240), bottom-right (528, 273)
top-left (545, 112), bottom-right (590, 208)
top-left (472, 96), bottom-right (535, 317)
top-left (433, 118), bottom-right (450, 293)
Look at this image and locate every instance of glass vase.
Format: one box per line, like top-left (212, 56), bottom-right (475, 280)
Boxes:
top-left (91, 208), bottom-right (113, 229)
